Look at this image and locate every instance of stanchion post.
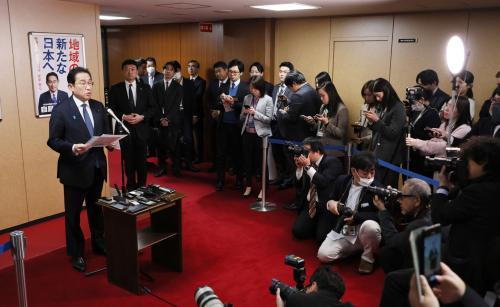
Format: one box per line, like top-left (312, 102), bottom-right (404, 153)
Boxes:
top-left (345, 142), bottom-right (353, 174)
top-left (10, 231), bottom-right (28, 307)
top-left (250, 136), bottom-right (277, 212)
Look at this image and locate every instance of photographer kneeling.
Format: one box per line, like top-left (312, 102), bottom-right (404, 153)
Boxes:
top-left (374, 178), bottom-right (432, 273)
top-left (291, 137), bottom-right (343, 243)
top-left (275, 266), bottom-right (354, 307)
top-left (317, 151), bottom-right (382, 274)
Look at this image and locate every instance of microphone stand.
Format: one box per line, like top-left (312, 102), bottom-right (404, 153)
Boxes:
top-left (106, 108), bottom-right (130, 195)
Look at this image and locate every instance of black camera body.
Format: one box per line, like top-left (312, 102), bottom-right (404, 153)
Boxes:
top-left (364, 185), bottom-right (402, 202)
top-left (424, 147), bottom-right (461, 172)
top-left (333, 203), bottom-right (354, 233)
top-left (405, 86), bottom-right (425, 103)
top-left (287, 144), bottom-right (309, 158)
top-left (270, 255), bottom-right (307, 301)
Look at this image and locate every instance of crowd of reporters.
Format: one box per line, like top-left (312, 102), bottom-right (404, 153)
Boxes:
top-left (107, 57), bottom-right (500, 306)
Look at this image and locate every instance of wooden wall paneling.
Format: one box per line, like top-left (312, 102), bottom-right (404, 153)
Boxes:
top-left (390, 12), bottom-right (469, 105)
top-left (0, 0), bottom-right (29, 229)
top-left (223, 19), bottom-right (267, 82)
top-left (8, 0), bottom-right (104, 222)
top-left (466, 10), bottom-right (500, 117)
top-left (275, 17), bottom-right (331, 84)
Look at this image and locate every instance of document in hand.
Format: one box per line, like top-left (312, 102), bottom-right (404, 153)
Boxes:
top-left (86, 134), bottom-right (127, 148)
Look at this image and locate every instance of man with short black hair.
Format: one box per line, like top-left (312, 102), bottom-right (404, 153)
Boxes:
top-left (187, 59), bottom-right (207, 163)
top-left (108, 59), bottom-right (156, 190)
top-left (213, 59), bottom-right (250, 191)
top-left (38, 72), bottom-right (69, 116)
top-left (142, 56), bottom-right (164, 88)
top-left (276, 265), bottom-right (354, 307)
top-left (317, 151), bottom-right (382, 274)
top-left (291, 137), bottom-right (343, 243)
top-left (47, 67), bottom-right (110, 272)
top-left (416, 69), bottom-right (450, 111)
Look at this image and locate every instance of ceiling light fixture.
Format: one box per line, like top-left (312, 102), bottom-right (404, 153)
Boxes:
top-left (250, 3), bottom-right (319, 11)
top-left (99, 15), bottom-right (131, 21)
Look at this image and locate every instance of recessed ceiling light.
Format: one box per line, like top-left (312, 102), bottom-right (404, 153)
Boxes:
top-left (99, 15), bottom-right (131, 21)
top-left (250, 3), bottom-right (319, 11)
top-left (214, 9), bottom-right (233, 13)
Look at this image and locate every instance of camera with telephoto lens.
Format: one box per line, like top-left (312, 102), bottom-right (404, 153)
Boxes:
top-left (287, 143), bottom-right (309, 158)
top-left (405, 86), bottom-right (425, 103)
top-left (424, 147), bottom-right (461, 172)
top-left (270, 255), bottom-right (307, 300)
top-left (195, 286), bottom-right (232, 307)
top-left (363, 185), bottom-right (402, 202)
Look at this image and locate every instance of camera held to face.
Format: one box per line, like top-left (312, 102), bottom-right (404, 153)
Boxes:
top-left (287, 143), bottom-right (309, 158)
top-left (269, 255), bottom-right (307, 300)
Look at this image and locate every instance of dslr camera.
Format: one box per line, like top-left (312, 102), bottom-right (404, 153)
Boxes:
top-left (403, 86), bottom-right (425, 115)
top-left (364, 185), bottom-right (402, 202)
top-left (195, 286), bottom-right (232, 307)
top-left (333, 203), bottom-right (354, 233)
top-left (424, 147), bottom-right (461, 172)
top-left (270, 255), bottom-right (307, 301)
top-left (287, 143), bottom-right (309, 158)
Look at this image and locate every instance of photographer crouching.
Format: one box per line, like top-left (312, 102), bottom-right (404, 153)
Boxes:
top-left (373, 178), bottom-right (432, 273)
top-left (275, 266), bottom-right (354, 307)
top-left (317, 151), bottom-right (382, 274)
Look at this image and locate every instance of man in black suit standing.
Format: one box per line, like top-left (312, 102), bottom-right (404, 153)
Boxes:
top-left (142, 57), bottom-right (164, 89)
top-left (207, 61), bottom-right (230, 173)
top-left (416, 69), bottom-right (450, 111)
top-left (271, 61), bottom-right (294, 186)
top-left (153, 61), bottom-right (184, 177)
top-left (172, 60), bottom-right (199, 172)
top-left (38, 72), bottom-right (69, 116)
top-left (108, 59), bottom-right (156, 190)
top-left (213, 59), bottom-right (250, 191)
top-left (47, 67), bottom-right (110, 272)
top-left (277, 70), bottom-right (321, 191)
top-left (187, 59), bottom-right (207, 163)
top-left (291, 138), bottom-right (343, 243)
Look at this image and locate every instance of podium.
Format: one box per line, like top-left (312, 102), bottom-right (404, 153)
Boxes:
top-left (98, 192), bottom-right (185, 294)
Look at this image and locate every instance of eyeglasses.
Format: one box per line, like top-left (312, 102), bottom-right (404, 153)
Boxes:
top-left (75, 81), bottom-right (94, 88)
top-left (228, 70), bottom-right (240, 74)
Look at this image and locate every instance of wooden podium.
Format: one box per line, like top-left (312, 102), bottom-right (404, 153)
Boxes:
top-left (98, 192), bottom-right (185, 294)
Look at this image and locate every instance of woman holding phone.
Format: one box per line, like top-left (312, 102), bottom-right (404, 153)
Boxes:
top-left (240, 76), bottom-right (273, 198)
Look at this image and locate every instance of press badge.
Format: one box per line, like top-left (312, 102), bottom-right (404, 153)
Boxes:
top-left (342, 225), bottom-right (357, 236)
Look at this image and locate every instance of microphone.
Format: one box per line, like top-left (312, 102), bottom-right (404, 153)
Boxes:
top-left (106, 107), bottom-right (130, 134)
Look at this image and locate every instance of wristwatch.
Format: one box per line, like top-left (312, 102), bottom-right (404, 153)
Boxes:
top-left (304, 165), bottom-right (311, 171)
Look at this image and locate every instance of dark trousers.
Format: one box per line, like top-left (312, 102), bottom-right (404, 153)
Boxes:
top-left (292, 203), bottom-right (338, 243)
top-left (216, 122), bottom-right (242, 184)
top-left (271, 122), bottom-right (287, 180)
top-left (158, 127), bottom-right (181, 173)
top-left (121, 132), bottom-right (147, 190)
top-left (242, 131), bottom-right (262, 186)
top-left (181, 113), bottom-right (194, 165)
top-left (379, 268), bottom-right (413, 307)
top-left (63, 169), bottom-right (104, 258)
top-left (193, 118), bottom-right (204, 162)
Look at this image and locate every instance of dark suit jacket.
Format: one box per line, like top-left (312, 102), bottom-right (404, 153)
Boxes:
top-left (180, 77), bottom-right (196, 118)
top-left (264, 81), bottom-right (274, 97)
top-left (277, 83), bottom-right (321, 141)
top-left (141, 71), bottom-right (164, 88)
top-left (191, 76), bottom-right (206, 118)
top-left (329, 174), bottom-right (381, 225)
top-left (296, 155), bottom-right (343, 211)
top-left (47, 97), bottom-right (109, 189)
top-left (271, 84), bottom-right (293, 137)
top-left (108, 81), bottom-right (156, 141)
top-left (152, 80), bottom-right (183, 128)
top-left (210, 80), bottom-right (249, 125)
top-left (429, 88), bottom-right (450, 111)
top-left (207, 79), bottom-right (230, 111)
top-left (38, 90), bottom-right (69, 115)
top-left (431, 175), bottom-right (500, 292)
top-left (286, 290), bottom-right (354, 307)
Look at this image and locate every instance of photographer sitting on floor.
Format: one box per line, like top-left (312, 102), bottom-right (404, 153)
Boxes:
top-left (374, 178), bottom-right (433, 273)
top-left (317, 151), bottom-right (382, 274)
top-left (275, 266), bottom-right (354, 307)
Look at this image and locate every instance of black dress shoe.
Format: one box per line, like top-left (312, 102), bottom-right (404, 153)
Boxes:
top-left (284, 203), bottom-right (300, 211)
top-left (154, 168), bottom-right (167, 177)
top-left (92, 244), bottom-right (106, 256)
top-left (71, 257), bottom-right (86, 272)
top-left (215, 181), bottom-right (223, 191)
top-left (269, 178), bottom-right (282, 186)
top-left (187, 165), bottom-right (200, 172)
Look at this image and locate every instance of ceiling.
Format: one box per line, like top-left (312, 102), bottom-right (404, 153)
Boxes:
top-left (67, 0), bottom-right (500, 26)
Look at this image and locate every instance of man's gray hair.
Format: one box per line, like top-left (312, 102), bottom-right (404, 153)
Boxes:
top-left (404, 178), bottom-right (431, 203)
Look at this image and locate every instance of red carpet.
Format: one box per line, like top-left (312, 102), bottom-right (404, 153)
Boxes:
top-left (0, 151), bottom-right (384, 306)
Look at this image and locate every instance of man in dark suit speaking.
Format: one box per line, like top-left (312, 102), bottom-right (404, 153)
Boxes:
top-left (108, 59), bottom-right (156, 190)
top-left (47, 67), bottom-right (111, 272)
top-left (38, 72), bottom-right (69, 116)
